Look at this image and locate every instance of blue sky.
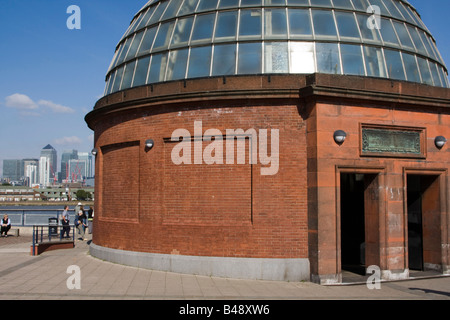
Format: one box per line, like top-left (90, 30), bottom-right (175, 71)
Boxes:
top-left (0, 0), bottom-right (449, 176)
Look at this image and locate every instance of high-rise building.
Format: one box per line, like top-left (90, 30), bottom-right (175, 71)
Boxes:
top-left (68, 158), bottom-right (87, 182)
top-left (39, 144), bottom-right (57, 187)
top-left (23, 159), bottom-right (39, 187)
top-left (77, 152), bottom-right (93, 178)
top-left (3, 160), bottom-right (23, 181)
top-left (61, 150), bottom-right (78, 183)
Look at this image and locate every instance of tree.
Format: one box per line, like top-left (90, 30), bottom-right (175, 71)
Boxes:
top-left (75, 189), bottom-right (88, 201)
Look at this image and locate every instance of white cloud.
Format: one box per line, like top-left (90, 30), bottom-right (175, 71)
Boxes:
top-left (54, 136), bottom-right (82, 146)
top-left (38, 100), bottom-right (75, 114)
top-left (5, 93), bottom-right (38, 110)
top-left (4, 93), bottom-right (76, 116)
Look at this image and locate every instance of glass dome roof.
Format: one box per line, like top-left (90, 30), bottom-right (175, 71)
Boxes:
top-left (104, 0), bottom-right (449, 96)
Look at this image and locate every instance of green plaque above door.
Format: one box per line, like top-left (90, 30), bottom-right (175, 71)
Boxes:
top-left (360, 124), bottom-right (426, 159)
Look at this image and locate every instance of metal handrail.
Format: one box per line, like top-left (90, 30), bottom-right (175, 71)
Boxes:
top-left (31, 223), bottom-right (75, 256)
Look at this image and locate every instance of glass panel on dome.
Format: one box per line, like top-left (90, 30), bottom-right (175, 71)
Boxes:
top-left (121, 60), bottom-right (137, 90)
top-left (153, 22), bottom-right (175, 50)
top-left (384, 49), bottom-right (405, 80)
top-left (166, 48), bottom-right (189, 80)
top-left (288, 9), bottom-right (313, 38)
top-left (237, 42), bottom-right (262, 74)
top-left (366, 0), bottom-right (389, 16)
top-left (287, 0), bottom-right (309, 5)
top-left (179, 0), bottom-right (200, 15)
top-left (241, 0), bottom-right (262, 7)
top-left (148, 53), bottom-right (168, 83)
top-left (316, 42), bottom-right (341, 74)
top-left (239, 9), bottom-right (262, 38)
top-left (109, 47), bottom-right (122, 71)
top-left (417, 57), bottom-right (433, 85)
top-left (215, 11), bottom-right (238, 40)
top-left (117, 38), bottom-right (132, 65)
top-left (212, 44), bottom-right (236, 75)
top-left (264, 42), bottom-right (288, 73)
top-left (134, 7), bottom-right (155, 33)
top-left (395, 2), bottom-right (416, 25)
top-left (429, 62), bottom-right (443, 87)
top-left (133, 56), bottom-right (151, 86)
top-left (401, 53), bottom-right (420, 83)
top-left (138, 27), bottom-right (158, 54)
top-left (351, 0), bottom-right (369, 11)
top-left (335, 12), bottom-right (360, 39)
top-left (265, 0), bottom-right (286, 5)
top-left (105, 72), bottom-right (116, 95)
top-left (171, 17), bottom-right (194, 47)
top-left (406, 7), bottom-right (426, 30)
top-left (379, 18), bottom-right (399, 45)
top-left (332, 0), bottom-right (354, 10)
top-left (162, 0), bottom-right (183, 19)
top-left (290, 42), bottom-right (315, 73)
top-left (312, 10), bottom-right (338, 38)
top-left (310, 0), bottom-right (332, 7)
top-left (363, 45), bottom-right (387, 78)
top-left (264, 9), bottom-right (288, 38)
top-left (407, 26), bottom-right (426, 55)
top-left (197, 0), bottom-right (218, 12)
top-left (188, 46), bottom-right (212, 78)
top-left (341, 44), bottom-right (365, 75)
top-left (393, 21), bottom-right (414, 50)
top-left (112, 66), bottom-right (125, 92)
top-left (147, 1), bottom-right (169, 25)
top-left (219, 0), bottom-right (239, 8)
top-left (425, 36), bottom-right (441, 62)
top-left (137, 6), bottom-right (157, 30)
top-left (191, 13), bottom-right (216, 43)
top-left (126, 31), bottom-right (145, 60)
top-left (438, 68), bottom-right (449, 88)
top-left (356, 14), bottom-right (381, 42)
top-left (380, 0), bottom-right (404, 20)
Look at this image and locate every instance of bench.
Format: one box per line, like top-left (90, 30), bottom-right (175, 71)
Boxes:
top-left (30, 240), bottom-right (74, 255)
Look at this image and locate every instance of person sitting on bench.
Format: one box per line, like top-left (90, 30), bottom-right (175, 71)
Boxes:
top-left (1, 214), bottom-right (11, 237)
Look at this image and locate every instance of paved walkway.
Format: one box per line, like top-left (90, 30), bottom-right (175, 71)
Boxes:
top-left (0, 235), bottom-right (449, 301)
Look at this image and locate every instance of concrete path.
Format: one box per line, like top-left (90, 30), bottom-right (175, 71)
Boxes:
top-left (0, 235), bottom-right (449, 301)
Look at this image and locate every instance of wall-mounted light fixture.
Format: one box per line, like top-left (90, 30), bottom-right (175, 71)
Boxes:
top-left (91, 148), bottom-right (99, 156)
top-left (145, 139), bottom-right (155, 151)
top-left (435, 136), bottom-right (447, 149)
top-left (333, 130), bottom-right (347, 145)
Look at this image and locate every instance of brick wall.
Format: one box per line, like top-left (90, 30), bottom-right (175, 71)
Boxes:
top-left (92, 101), bottom-right (308, 258)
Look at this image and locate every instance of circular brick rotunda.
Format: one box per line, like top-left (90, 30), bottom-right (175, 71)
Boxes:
top-left (86, 0), bottom-right (450, 283)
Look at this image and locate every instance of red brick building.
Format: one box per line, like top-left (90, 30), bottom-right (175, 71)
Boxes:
top-left (85, 0), bottom-right (450, 284)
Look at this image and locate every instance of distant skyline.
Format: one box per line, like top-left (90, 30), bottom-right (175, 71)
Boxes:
top-left (0, 0), bottom-right (449, 176)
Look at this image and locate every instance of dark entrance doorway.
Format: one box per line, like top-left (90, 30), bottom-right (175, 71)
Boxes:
top-left (340, 173), bottom-right (380, 275)
top-left (407, 174), bottom-right (441, 271)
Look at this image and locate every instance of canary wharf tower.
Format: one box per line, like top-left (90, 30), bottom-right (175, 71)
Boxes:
top-left (86, 0), bottom-right (450, 284)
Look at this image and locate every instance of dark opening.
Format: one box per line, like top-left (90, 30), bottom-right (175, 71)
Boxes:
top-left (340, 173), bottom-right (366, 275)
top-left (407, 174), bottom-right (441, 272)
top-left (407, 175), bottom-right (424, 271)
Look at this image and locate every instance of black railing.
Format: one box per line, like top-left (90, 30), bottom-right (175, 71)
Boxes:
top-left (31, 223), bottom-right (76, 256)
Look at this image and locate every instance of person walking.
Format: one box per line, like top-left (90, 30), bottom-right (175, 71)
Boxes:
top-left (76, 206), bottom-right (87, 241)
top-left (61, 205), bottom-right (71, 239)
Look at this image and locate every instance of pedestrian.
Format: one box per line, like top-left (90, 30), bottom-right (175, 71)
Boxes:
top-left (61, 205), bottom-right (71, 239)
top-left (76, 206), bottom-right (87, 241)
top-left (0, 214), bottom-right (11, 237)
top-left (87, 205), bottom-right (94, 234)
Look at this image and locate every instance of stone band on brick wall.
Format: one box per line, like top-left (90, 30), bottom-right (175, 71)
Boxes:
top-left (90, 243), bottom-right (310, 282)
